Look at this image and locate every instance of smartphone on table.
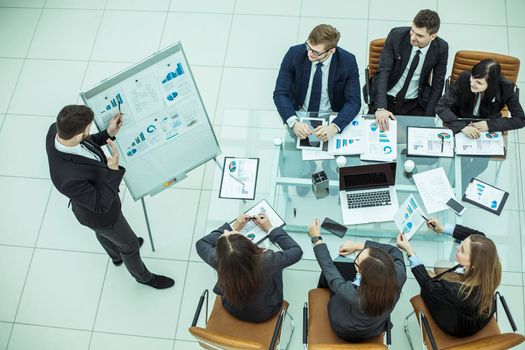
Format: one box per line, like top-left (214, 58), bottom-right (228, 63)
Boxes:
top-left (446, 198), bottom-right (466, 215)
top-left (321, 217), bottom-right (348, 238)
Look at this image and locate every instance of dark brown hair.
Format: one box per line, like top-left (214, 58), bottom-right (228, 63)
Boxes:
top-left (413, 9), bottom-right (440, 35)
top-left (441, 234), bottom-right (501, 317)
top-left (358, 247), bottom-right (399, 317)
top-left (56, 105), bottom-right (94, 139)
top-left (216, 234), bottom-right (264, 308)
top-left (308, 24), bottom-right (340, 50)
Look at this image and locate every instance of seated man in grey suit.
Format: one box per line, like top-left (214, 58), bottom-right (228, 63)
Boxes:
top-left (370, 9), bottom-right (449, 130)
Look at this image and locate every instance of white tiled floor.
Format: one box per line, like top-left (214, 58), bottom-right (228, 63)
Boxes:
top-left (0, 1), bottom-right (524, 349)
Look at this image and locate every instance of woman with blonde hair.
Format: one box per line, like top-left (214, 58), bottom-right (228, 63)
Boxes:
top-left (396, 218), bottom-right (501, 336)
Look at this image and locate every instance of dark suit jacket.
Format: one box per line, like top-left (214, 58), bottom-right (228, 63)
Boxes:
top-left (46, 123), bottom-right (124, 229)
top-left (436, 71), bottom-right (525, 133)
top-left (372, 27), bottom-right (449, 115)
top-left (411, 225), bottom-right (493, 337)
top-left (314, 241), bottom-right (406, 342)
top-left (273, 44), bottom-right (361, 131)
top-left (196, 224), bottom-right (303, 323)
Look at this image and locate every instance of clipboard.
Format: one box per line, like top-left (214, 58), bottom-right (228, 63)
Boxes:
top-left (219, 157), bottom-right (259, 200)
top-left (230, 199), bottom-right (286, 245)
top-left (406, 126), bottom-right (455, 158)
top-left (462, 178), bottom-right (509, 216)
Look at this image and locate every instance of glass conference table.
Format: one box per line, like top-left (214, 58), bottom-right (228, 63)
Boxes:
top-left (268, 113), bottom-right (523, 273)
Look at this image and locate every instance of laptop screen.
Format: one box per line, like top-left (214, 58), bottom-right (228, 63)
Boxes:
top-left (339, 162), bottom-right (396, 191)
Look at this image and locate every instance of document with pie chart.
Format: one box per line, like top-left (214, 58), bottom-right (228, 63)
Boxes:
top-left (219, 157), bottom-right (259, 200)
top-left (360, 119), bottom-right (397, 162)
top-left (393, 194), bottom-right (426, 240)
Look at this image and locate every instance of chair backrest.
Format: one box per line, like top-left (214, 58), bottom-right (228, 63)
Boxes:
top-left (188, 327), bottom-right (265, 350)
top-left (450, 50), bottom-right (520, 84)
top-left (368, 38), bottom-right (386, 79)
top-left (188, 296), bottom-right (289, 350)
top-left (307, 288), bottom-right (387, 350)
top-left (409, 295), bottom-right (525, 350)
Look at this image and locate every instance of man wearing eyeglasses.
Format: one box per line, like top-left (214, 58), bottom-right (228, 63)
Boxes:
top-left (370, 9), bottom-right (448, 130)
top-left (273, 24), bottom-right (361, 141)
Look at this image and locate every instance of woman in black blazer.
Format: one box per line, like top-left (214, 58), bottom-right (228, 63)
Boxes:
top-left (396, 218), bottom-right (502, 337)
top-left (308, 218), bottom-right (407, 342)
top-left (196, 213), bottom-right (302, 322)
top-left (437, 59), bottom-right (525, 138)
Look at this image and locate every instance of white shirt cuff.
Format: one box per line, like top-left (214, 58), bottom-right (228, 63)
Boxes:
top-left (286, 116), bottom-right (299, 129)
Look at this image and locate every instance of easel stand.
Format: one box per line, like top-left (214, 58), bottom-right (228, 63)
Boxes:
top-left (141, 198), bottom-right (156, 252)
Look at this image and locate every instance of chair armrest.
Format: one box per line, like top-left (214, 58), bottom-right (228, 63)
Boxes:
top-left (495, 291), bottom-right (518, 332)
top-left (445, 76), bottom-right (451, 94)
top-left (191, 289), bottom-right (209, 327)
top-left (363, 67), bottom-right (370, 104)
top-left (303, 302), bottom-right (308, 345)
top-left (385, 316), bottom-right (391, 346)
top-left (419, 311), bottom-right (438, 350)
top-left (269, 307), bottom-right (287, 350)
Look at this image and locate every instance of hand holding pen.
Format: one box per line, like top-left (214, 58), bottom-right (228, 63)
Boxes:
top-left (421, 215), bottom-right (444, 234)
top-left (253, 213), bottom-right (273, 233)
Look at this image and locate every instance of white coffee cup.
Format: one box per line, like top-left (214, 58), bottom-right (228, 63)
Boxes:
top-left (336, 156), bottom-right (347, 168)
top-left (404, 160), bottom-right (415, 173)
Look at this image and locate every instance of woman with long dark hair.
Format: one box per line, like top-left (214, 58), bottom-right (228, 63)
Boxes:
top-left (396, 218), bottom-right (502, 336)
top-left (196, 213), bottom-right (302, 322)
top-left (308, 218), bottom-right (406, 342)
top-left (437, 59), bottom-right (525, 138)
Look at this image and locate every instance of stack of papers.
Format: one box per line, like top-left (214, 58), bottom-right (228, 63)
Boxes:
top-left (455, 131), bottom-right (504, 156)
top-left (327, 116), bottom-right (397, 162)
top-left (413, 167), bottom-right (455, 214)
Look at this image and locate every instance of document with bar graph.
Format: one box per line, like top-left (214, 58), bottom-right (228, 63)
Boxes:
top-left (455, 131), bottom-right (504, 156)
top-left (360, 119), bottom-right (397, 162)
top-left (328, 115), bottom-right (364, 155)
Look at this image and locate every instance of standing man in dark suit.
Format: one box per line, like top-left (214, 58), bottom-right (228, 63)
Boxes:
top-left (45, 105), bottom-right (174, 289)
top-left (372, 9), bottom-right (448, 130)
top-left (273, 24), bottom-right (361, 141)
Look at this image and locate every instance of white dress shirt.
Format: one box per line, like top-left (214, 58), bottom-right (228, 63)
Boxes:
top-left (286, 55), bottom-right (333, 128)
top-left (387, 43), bottom-right (430, 100)
top-left (54, 136), bottom-right (101, 162)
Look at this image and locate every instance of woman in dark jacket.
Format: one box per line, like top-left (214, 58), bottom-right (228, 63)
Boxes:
top-left (396, 218), bottom-right (502, 337)
top-left (437, 59), bottom-right (525, 137)
top-left (308, 218), bottom-right (407, 342)
top-left (196, 213), bottom-right (302, 322)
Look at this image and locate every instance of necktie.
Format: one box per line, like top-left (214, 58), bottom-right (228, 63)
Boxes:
top-left (308, 62), bottom-right (323, 112)
top-left (81, 140), bottom-right (104, 163)
top-left (396, 49), bottom-right (421, 104)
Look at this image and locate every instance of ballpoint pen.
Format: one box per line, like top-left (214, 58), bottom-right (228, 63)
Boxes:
top-left (228, 172), bottom-right (245, 186)
top-left (421, 214), bottom-right (436, 229)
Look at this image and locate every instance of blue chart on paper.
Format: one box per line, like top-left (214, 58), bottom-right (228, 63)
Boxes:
top-left (104, 93), bottom-right (123, 111)
top-left (126, 131), bottom-right (146, 157)
top-left (162, 63), bottom-right (184, 84)
top-left (166, 91), bottom-right (178, 101)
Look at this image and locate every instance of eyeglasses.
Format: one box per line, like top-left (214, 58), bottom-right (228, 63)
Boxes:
top-left (305, 41), bottom-right (332, 57)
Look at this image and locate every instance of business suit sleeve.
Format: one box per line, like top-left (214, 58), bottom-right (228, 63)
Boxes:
top-left (452, 224), bottom-right (485, 241)
top-left (195, 223), bottom-right (231, 269)
top-left (90, 130), bottom-right (112, 147)
top-left (364, 241), bottom-right (407, 288)
top-left (374, 31), bottom-right (396, 109)
top-left (313, 243), bottom-right (360, 306)
top-left (273, 47), bottom-right (298, 123)
top-left (487, 84), bottom-right (525, 132)
top-left (425, 42), bottom-right (448, 116)
top-left (436, 76), bottom-right (468, 133)
top-left (59, 167), bottom-right (125, 214)
top-left (268, 227), bottom-right (303, 269)
top-left (332, 55), bottom-right (362, 131)
top-left (411, 264), bottom-right (449, 293)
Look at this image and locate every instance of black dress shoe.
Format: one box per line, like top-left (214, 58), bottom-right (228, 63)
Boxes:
top-left (112, 237), bottom-right (144, 266)
top-left (138, 274), bottom-right (175, 289)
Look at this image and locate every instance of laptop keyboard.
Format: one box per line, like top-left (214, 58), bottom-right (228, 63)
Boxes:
top-left (346, 190), bottom-right (391, 209)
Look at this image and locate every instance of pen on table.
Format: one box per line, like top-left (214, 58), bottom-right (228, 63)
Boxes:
top-left (440, 137), bottom-right (444, 153)
top-left (117, 99), bottom-right (121, 113)
top-left (421, 214), bottom-right (436, 229)
top-left (228, 172), bottom-right (245, 186)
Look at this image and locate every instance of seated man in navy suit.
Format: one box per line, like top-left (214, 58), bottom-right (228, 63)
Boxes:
top-left (273, 24), bottom-right (361, 142)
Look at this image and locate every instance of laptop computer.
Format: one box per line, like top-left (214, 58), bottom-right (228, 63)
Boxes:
top-left (339, 162), bottom-right (399, 225)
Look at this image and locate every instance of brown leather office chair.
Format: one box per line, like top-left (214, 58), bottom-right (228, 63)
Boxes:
top-left (363, 38), bottom-right (386, 106)
top-left (188, 290), bottom-right (293, 350)
top-left (404, 293), bottom-right (525, 350)
top-left (303, 288), bottom-right (390, 350)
